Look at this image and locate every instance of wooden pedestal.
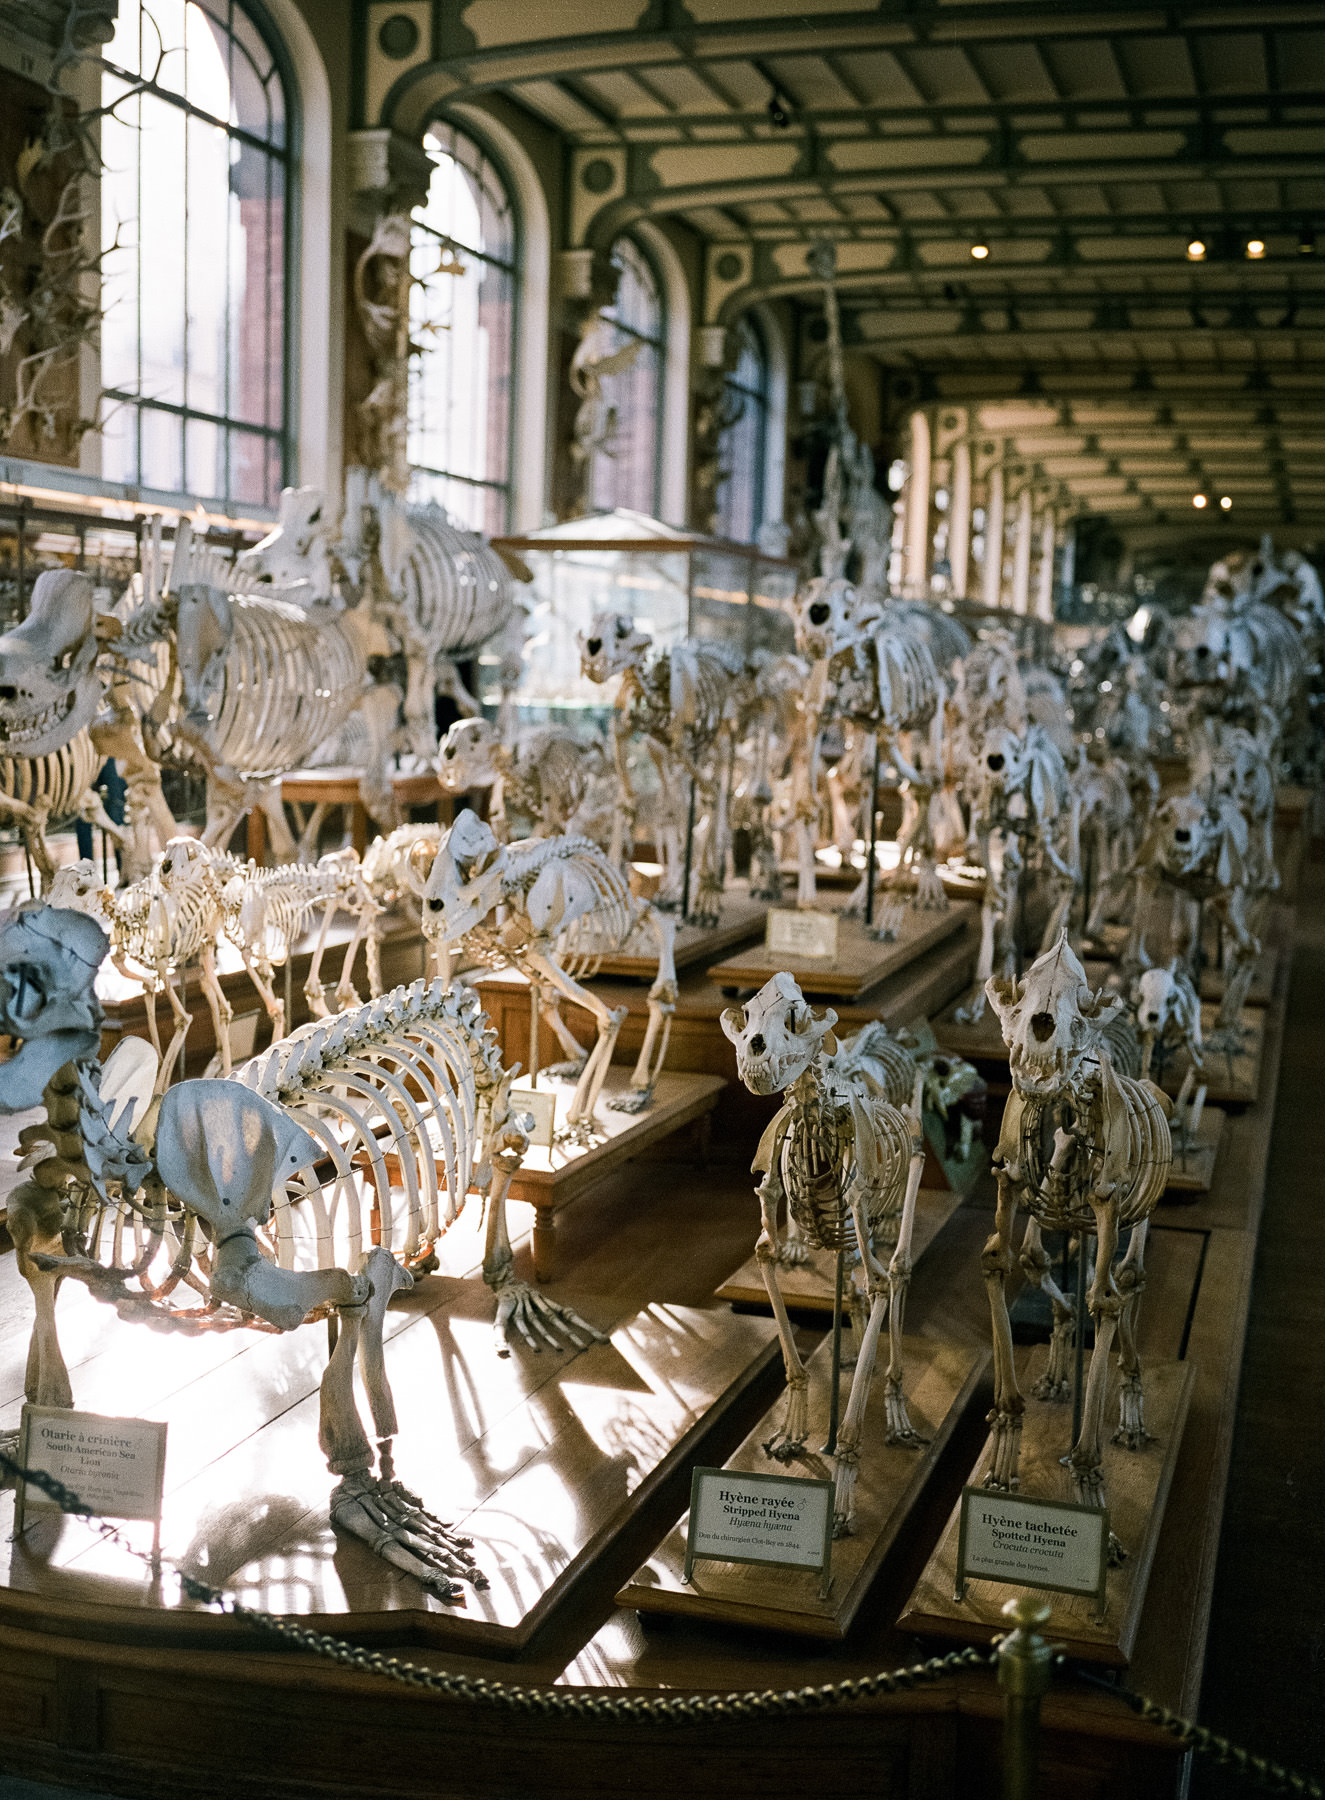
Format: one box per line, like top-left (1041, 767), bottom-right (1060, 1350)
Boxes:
top-left (505, 1069), bottom-right (725, 1280)
top-left (707, 903), bottom-right (973, 1003)
top-left (1163, 1105), bottom-right (1225, 1198)
top-left (1172, 1007), bottom-right (1264, 1108)
top-left (616, 1333), bottom-right (989, 1639)
top-left (714, 1188), bottom-right (965, 1313)
top-left (0, 1279), bottom-right (781, 1658)
top-left (583, 883), bottom-right (766, 978)
top-left (898, 1350), bottom-right (1195, 1667)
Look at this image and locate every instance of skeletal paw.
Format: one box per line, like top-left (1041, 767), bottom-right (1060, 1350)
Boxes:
top-left (543, 1056), bottom-right (588, 1082)
top-left (954, 995), bottom-right (987, 1027)
top-left (763, 1378), bottom-right (809, 1462)
top-left (1032, 1372), bottom-right (1072, 1403)
top-left (492, 1280), bottom-right (605, 1355)
top-left (608, 1086), bottom-right (652, 1115)
top-left (333, 984), bottom-right (362, 1012)
top-left (1113, 1378), bottom-right (1152, 1450)
top-left (911, 870), bottom-right (949, 912)
top-left (883, 1383), bottom-right (930, 1448)
top-left (762, 1430), bottom-right (808, 1464)
top-left (554, 1120), bottom-right (604, 1150)
top-left (1107, 1531), bottom-right (1127, 1567)
top-left (330, 1472), bottom-right (486, 1602)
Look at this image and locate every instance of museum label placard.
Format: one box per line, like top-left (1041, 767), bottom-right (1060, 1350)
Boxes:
top-left (956, 1487), bottom-right (1109, 1607)
top-left (684, 1467), bottom-right (834, 1595)
top-left (765, 909), bottom-right (839, 961)
top-left (14, 1404), bottom-right (168, 1555)
top-left (511, 1086), bottom-right (556, 1150)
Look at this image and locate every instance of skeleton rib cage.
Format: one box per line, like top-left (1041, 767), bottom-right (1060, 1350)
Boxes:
top-left (1015, 1066), bottom-right (1170, 1239)
top-left (0, 728), bottom-right (101, 830)
top-left (236, 978), bottom-right (509, 1274)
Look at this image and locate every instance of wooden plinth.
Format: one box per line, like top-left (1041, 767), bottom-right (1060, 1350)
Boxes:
top-left (1163, 1106), bottom-right (1225, 1197)
top-left (616, 1333), bottom-right (988, 1639)
top-left (582, 885), bottom-right (767, 978)
top-left (506, 1069), bottom-right (725, 1280)
top-left (714, 1188), bottom-right (965, 1313)
top-left (932, 996), bottom-right (1013, 1066)
top-left (707, 903), bottom-right (972, 1003)
top-left (474, 915), bottom-right (978, 1146)
top-left (1170, 1006), bottom-right (1264, 1107)
top-left (898, 1351), bottom-right (1195, 1667)
top-left (1, 1261), bottom-right (780, 1657)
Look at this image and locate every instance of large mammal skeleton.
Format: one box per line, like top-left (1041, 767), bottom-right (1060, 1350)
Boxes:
top-left (241, 471), bottom-right (519, 769)
top-left (0, 570), bottom-right (131, 886)
top-left (3, 904), bottom-right (587, 1599)
top-left (720, 973), bottom-right (927, 1534)
top-left (417, 809), bottom-right (677, 1137)
top-left (982, 937), bottom-right (1171, 1534)
top-left (437, 717), bottom-right (609, 844)
top-left (578, 612), bottom-right (755, 924)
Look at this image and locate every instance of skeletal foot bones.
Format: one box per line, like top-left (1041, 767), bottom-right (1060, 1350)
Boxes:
top-left (331, 1472), bottom-right (487, 1603)
top-left (491, 1279), bottom-right (606, 1356)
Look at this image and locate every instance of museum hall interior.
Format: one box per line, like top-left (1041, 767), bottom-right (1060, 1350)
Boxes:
top-left (0, 2), bottom-right (1322, 1796)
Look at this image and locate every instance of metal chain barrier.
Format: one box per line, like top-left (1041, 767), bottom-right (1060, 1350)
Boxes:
top-left (3, 1440), bottom-right (1323, 1790)
top-left (0, 1445), bottom-right (986, 1720)
top-left (1074, 1666), bottom-right (1324, 1799)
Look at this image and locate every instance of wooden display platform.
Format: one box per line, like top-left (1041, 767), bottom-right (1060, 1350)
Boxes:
top-left (714, 1187), bottom-right (965, 1313)
top-left (616, 1333), bottom-right (989, 1639)
top-left (506, 1069), bottom-right (725, 1279)
top-left (580, 883), bottom-right (766, 978)
top-left (474, 912), bottom-right (979, 1143)
top-left (707, 903), bottom-right (973, 1003)
top-left (1178, 1007), bottom-right (1265, 1108)
top-left (0, 1255), bottom-right (781, 1657)
top-left (1164, 1106), bottom-right (1225, 1197)
top-left (898, 1350), bottom-right (1195, 1667)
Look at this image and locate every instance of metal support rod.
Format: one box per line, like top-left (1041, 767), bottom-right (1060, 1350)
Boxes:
top-left (284, 955), bottom-right (293, 1036)
top-left (822, 1247), bottom-right (846, 1455)
top-left (1072, 1231), bottom-right (1090, 1446)
top-left (528, 980), bottom-right (540, 1087)
top-left (864, 735), bottom-right (880, 929)
top-left (681, 776), bottom-right (696, 926)
top-left (997, 1595), bottom-right (1055, 1800)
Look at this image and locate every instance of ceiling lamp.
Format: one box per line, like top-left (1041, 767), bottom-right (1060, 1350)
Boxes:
top-left (1187, 237), bottom-right (1208, 261)
top-left (970, 241), bottom-right (990, 261)
top-left (1245, 237), bottom-right (1267, 260)
top-left (1300, 225), bottom-right (1317, 256)
top-left (1220, 495), bottom-right (1233, 510)
top-left (1192, 493), bottom-right (1209, 509)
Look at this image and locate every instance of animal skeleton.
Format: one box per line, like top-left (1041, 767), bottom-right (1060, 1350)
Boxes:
top-left (50, 840), bottom-right (382, 1085)
top-left (4, 904), bottom-right (589, 1600)
top-left (983, 937), bottom-right (1171, 1533)
top-left (242, 472), bottom-right (519, 770)
top-left (721, 974), bottom-right (927, 1533)
top-left (417, 810), bottom-right (677, 1137)
top-left (1132, 961), bottom-right (1207, 1156)
top-left (437, 716), bottom-right (607, 843)
top-left (578, 612), bottom-right (752, 924)
top-left (0, 570), bottom-right (130, 886)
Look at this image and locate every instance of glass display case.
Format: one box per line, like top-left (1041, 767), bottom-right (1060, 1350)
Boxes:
top-left (491, 509), bottom-right (798, 716)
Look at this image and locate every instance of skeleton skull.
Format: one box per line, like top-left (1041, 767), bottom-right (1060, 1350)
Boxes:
top-left (792, 575), bottom-right (856, 664)
top-left (438, 717), bottom-right (502, 793)
top-left (418, 809), bottom-right (506, 942)
top-left (577, 611), bottom-right (652, 684)
top-left (1150, 790), bottom-right (1225, 880)
top-left (48, 859), bottom-right (115, 932)
top-left (0, 905), bottom-right (109, 1111)
top-left (720, 971), bottom-right (837, 1096)
top-left (237, 485), bottom-right (330, 587)
top-left (0, 569), bottom-right (101, 755)
top-left (987, 933), bottom-right (1118, 1096)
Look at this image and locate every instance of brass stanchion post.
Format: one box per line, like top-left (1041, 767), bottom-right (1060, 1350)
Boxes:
top-left (997, 1595), bottom-right (1055, 1800)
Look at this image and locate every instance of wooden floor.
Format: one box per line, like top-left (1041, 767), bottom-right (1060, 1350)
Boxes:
top-left (1192, 853), bottom-right (1325, 1797)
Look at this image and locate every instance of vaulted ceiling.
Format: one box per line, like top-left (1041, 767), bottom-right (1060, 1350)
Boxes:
top-left (371, 0), bottom-right (1325, 527)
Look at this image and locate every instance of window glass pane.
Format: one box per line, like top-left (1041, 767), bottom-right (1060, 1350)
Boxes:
top-left (99, 0), bottom-right (289, 508)
top-left (715, 318), bottom-right (769, 544)
top-left (589, 236), bottom-right (664, 517)
top-left (409, 126), bottom-right (517, 530)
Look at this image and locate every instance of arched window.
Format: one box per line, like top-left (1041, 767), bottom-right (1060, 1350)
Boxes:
top-left (409, 122), bottom-right (517, 535)
top-left (100, 0), bottom-right (291, 509)
top-left (590, 236), bottom-right (663, 517)
top-left (714, 315), bottom-right (769, 543)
